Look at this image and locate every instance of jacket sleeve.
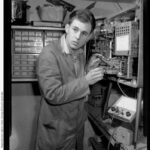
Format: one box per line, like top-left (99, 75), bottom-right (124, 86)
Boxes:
top-left (36, 45), bottom-right (90, 105)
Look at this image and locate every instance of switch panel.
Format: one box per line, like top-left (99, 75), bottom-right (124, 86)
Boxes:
top-left (108, 95), bottom-right (137, 122)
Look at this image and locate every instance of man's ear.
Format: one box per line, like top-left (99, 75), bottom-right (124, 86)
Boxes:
top-left (65, 24), bottom-right (70, 34)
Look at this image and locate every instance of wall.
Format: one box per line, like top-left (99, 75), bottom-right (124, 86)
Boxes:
top-left (10, 83), bottom-right (41, 150)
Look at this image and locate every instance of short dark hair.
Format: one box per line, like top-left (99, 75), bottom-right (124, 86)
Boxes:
top-left (68, 9), bottom-right (96, 33)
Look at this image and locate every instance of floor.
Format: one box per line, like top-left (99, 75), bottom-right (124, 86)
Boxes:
top-left (10, 118), bottom-right (147, 150)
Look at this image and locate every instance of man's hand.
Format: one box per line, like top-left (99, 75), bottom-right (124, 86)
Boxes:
top-left (85, 67), bottom-right (104, 85)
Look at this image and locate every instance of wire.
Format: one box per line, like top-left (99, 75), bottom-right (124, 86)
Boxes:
top-left (116, 79), bottom-right (129, 97)
top-left (117, 78), bottom-right (138, 99)
top-left (115, 0), bottom-right (123, 10)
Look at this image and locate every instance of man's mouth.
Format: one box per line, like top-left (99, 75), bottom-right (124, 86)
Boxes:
top-left (72, 41), bottom-right (79, 46)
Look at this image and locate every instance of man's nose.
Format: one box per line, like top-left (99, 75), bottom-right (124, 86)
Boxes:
top-left (76, 32), bottom-right (81, 40)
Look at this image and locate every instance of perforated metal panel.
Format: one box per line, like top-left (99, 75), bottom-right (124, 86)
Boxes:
top-left (115, 22), bottom-right (131, 36)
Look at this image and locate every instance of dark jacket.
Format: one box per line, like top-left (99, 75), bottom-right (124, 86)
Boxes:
top-left (35, 39), bottom-right (90, 150)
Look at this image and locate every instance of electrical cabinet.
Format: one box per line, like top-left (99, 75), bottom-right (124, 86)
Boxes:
top-left (87, 1), bottom-right (143, 149)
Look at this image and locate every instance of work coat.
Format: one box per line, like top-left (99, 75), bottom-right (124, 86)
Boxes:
top-left (35, 38), bottom-right (90, 150)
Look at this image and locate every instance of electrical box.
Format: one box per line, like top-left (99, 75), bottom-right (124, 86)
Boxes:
top-left (109, 126), bottom-right (133, 145)
top-left (115, 21), bottom-right (139, 57)
top-left (108, 95), bottom-right (137, 123)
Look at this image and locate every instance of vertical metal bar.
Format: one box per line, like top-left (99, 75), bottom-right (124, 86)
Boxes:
top-left (134, 87), bottom-right (143, 147)
top-left (137, 0), bottom-right (143, 88)
top-left (102, 81), bottom-right (112, 119)
top-left (134, 0), bottom-right (143, 147)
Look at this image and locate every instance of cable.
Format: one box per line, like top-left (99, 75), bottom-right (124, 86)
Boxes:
top-left (117, 77), bottom-right (138, 100)
top-left (115, 0), bottom-right (123, 10)
top-left (117, 79), bottom-right (129, 97)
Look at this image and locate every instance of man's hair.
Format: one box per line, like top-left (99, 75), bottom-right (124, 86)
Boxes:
top-left (67, 9), bottom-right (96, 33)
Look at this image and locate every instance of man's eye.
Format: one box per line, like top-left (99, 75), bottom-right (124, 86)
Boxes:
top-left (82, 32), bottom-right (88, 37)
top-left (73, 28), bottom-right (78, 32)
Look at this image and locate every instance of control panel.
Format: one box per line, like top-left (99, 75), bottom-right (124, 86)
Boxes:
top-left (108, 95), bottom-right (137, 122)
top-left (86, 21), bottom-right (139, 80)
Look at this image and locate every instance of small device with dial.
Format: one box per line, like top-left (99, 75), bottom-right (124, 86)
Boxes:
top-left (108, 95), bottom-right (137, 122)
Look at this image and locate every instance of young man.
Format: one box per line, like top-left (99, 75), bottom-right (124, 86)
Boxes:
top-left (35, 9), bottom-right (104, 150)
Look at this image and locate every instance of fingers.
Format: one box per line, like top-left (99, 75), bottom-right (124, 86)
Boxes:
top-left (92, 53), bottom-right (103, 58)
top-left (91, 75), bottom-right (103, 83)
top-left (88, 58), bottom-right (100, 67)
top-left (94, 76), bottom-right (103, 83)
top-left (85, 67), bottom-right (105, 85)
top-left (91, 71), bottom-right (104, 81)
top-left (90, 67), bottom-right (105, 75)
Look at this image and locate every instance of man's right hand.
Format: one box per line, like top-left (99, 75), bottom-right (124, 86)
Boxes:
top-left (85, 67), bottom-right (104, 85)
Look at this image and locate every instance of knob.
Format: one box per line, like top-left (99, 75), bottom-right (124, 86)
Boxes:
top-left (115, 107), bottom-right (119, 113)
top-left (126, 111), bottom-right (131, 117)
top-left (111, 107), bottom-right (116, 111)
top-left (121, 111), bottom-right (124, 115)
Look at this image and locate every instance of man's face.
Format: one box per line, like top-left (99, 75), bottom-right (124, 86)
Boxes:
top-left (65, 18), bottom-right (92, 50)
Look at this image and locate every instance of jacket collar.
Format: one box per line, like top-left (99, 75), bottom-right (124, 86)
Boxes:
top-left (60, 34), bottom-right (70, 54)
